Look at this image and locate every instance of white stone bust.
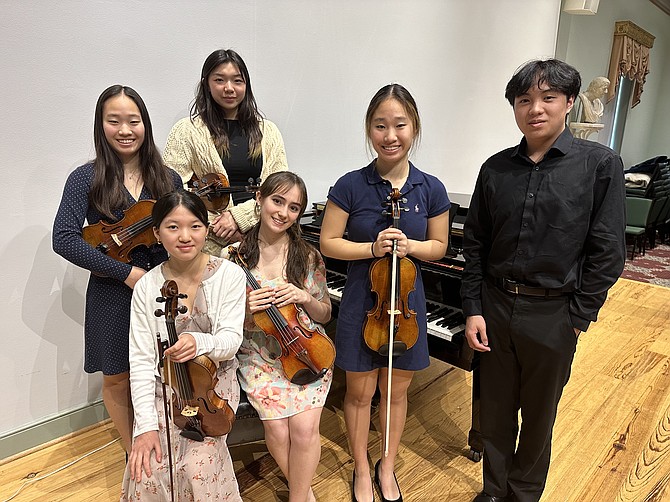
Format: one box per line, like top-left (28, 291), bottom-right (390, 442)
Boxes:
top-left (574, 76), bottom-right (610, 124)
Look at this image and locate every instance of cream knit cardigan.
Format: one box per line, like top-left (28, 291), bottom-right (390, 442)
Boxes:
top-left (163, 116), bottom-right (288, 232)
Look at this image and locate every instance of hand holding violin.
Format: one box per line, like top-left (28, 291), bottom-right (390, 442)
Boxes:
top-left (211, 211), bottom-right (240, 242)
top-left (248, 284), bottom-right (310, 310)
top-left (373, 227), bottom-right (410, 258)
top-left (163, 333), bottom-right (197, 363)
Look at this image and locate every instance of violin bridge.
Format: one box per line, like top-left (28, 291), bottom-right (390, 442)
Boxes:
top-left (111, 234), bottom-right (122, 246)
top-left (386, 309), bottom-right (402, 315)
top-left (181, 405), bottom-right (199, 417)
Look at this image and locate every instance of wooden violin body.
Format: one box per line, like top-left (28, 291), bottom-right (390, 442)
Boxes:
top-left (252, 302), bottom-right (336, 386)
top-left (155, 280), bottom-right (235, 441)
top-left (362, 188), bottom-right (419, 357)
top-left (82, 200), bottom-right (156, 263)
top-left (364, 255), bottom-right (418, 356)
top-left (189, 173), bottom-right (260, 213)
top-left (163, 354), bottom-right (235, 439)
top-left (230, 247), bottom-right (335, 386)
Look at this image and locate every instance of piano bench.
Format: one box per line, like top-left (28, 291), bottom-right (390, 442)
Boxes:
top-left (227, 388), bottom-right (266, 447)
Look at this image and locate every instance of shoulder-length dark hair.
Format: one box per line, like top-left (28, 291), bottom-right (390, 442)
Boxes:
top-left (364, 83), bottom-right (421, 156)
top-left (152, 190), bottom-right (208, 228)
top-left (90, 85), bottom-right (175, 220)
top-left (191, 49), bottom-right (263, 160)
top-left (239, 172), bottom-right (317, 287)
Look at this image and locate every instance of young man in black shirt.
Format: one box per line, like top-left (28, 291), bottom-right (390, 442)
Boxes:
top-left (461, 59), bottom-right (626, 502)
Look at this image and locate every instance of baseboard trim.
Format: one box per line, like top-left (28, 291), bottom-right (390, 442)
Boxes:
top-left (0, 401), bottom-right (109, 462)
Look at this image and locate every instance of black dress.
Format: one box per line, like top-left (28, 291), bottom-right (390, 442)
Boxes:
top-left (52, 163), bottom-right (182, 375)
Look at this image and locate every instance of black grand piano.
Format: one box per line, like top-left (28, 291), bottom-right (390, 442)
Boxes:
top-left (300, 195), bottom-right (483, 462)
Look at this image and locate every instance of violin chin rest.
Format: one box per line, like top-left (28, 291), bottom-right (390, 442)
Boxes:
top-left (180, 425), bottom-right (205, 442)
top-left (291, 367), bottom-right (328, 386)
top-left (378, 341), bottom-right (408, 358)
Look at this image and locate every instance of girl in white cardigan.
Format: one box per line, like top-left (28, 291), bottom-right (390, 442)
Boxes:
top-left (121, 190), bottom-right (246, 501)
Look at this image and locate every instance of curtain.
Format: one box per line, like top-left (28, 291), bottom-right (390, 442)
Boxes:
top-left (606, 21), bottom-right (654, 108)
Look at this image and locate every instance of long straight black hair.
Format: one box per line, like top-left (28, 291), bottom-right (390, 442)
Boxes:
top-left (191, 49), bottom-right (263, 160)
top-left (90, 85), bottom-right (174, 219)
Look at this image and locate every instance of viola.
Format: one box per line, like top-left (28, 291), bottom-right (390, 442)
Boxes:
top-left (189, 173), bottom-right (260, 212)
top-left (154, 280), bottom-right (235, 440)
top-left (82, 200), bottom-right (156, 263)
top-left (363, 188), bottom-right (419, 357)
top-left (230, 248), bottom-right (335, 386)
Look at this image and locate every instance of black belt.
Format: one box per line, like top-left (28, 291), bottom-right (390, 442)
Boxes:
top-left (493, 277), bottom-right (566, 297)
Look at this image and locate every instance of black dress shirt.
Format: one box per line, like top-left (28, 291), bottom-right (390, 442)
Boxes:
top-left (461, 128), bottom-right (626, 331)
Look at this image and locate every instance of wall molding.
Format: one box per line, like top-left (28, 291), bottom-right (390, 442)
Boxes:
top-left (0, 401), bottom-right (108, 462)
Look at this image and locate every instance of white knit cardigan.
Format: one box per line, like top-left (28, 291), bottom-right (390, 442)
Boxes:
top-left (128, 258), bottom-right (246, 437)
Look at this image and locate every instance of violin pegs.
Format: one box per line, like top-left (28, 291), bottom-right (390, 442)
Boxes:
top-left (179, 293), bottom-right (188, 299)
top-left (177, 306), bottom-right (188, 314)
top-left (154, 309), bottom-right (165, 317)
top-left (156, 297), bottom-right (166, 303)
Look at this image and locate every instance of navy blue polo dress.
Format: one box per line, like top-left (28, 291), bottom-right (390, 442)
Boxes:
top-left (327, 161), bottom-right (450, 372)
top-left (53, 163), bottom-right (182, 375)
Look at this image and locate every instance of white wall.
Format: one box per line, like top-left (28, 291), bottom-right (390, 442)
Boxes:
top-left (556, 0), bottom-right (670, 167)
top-left (0, 0), bottom-right (562, 439)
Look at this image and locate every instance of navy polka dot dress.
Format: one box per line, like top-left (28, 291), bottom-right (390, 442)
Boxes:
top-left (53, 163), bottom-right (182, 375)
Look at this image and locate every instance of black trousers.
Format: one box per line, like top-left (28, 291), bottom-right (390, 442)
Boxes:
top-left (479, 279), bottom-right (578, 502)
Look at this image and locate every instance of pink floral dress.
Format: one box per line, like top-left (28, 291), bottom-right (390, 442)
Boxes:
top-left (237, 256), bottom-right (333, 420)
top-left (121, 258), bottom-right (242, 502)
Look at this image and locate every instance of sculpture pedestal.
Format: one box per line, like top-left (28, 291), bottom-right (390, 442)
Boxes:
top-left (569, 122), bottom-right (604, 140)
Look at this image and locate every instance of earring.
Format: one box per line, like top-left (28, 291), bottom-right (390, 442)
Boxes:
top-left (157, 239), bottom-right (162, 245)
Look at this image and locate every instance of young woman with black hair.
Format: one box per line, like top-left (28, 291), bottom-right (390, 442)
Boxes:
top-left (121, 190), bottom-right (246, 501)
top-left (164, 49), bottom-right (289, 255)
top-left (53, 85), bottom-right (182, 453)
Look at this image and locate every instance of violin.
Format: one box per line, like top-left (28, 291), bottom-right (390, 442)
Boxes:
top-left (363, 188), bottom-right (419, 357)
top-left (230, 248), bottom-right (335, 386)
top-left (189, 173), bottom-right (260, 212)
top-left (82, 200), bottom-right (156, 263)
top-left (154, 280), bottom-right (235, 440)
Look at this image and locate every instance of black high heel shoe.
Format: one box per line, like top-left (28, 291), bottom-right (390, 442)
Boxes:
top-left (374, 459), bottom-right (403, 502)
top-left (352, 469), bottom-right (374, 502)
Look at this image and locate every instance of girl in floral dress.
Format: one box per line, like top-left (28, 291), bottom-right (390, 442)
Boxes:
top-left (121, 190), bottom-right (246, 501)
top-left (230, 171), bottom-right (333, 502)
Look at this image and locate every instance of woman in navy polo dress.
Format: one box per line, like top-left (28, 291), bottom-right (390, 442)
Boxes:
top-left (320, 84), bottom-right (450, 502)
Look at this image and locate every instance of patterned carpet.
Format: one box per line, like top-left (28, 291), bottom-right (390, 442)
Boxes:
top-left (621, 242), bottom-right (670, 288)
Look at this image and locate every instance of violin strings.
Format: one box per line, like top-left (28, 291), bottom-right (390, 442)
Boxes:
top-left (243, 268), bottom-right (308, 358)
top-left (166, 319), bottom-right (200, 430)
top-left (99, 215), bottom-right (153, 250)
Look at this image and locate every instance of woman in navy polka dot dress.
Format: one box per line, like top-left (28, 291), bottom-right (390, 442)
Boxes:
top-left (53, 85), bottom-right (182, 453)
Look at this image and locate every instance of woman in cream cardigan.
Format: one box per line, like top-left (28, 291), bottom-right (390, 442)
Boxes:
top-left (164, 49), bottom-right (288, 256)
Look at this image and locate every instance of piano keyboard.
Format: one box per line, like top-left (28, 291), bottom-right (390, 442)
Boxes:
top-left (325, 273), bottom-right (465, 342)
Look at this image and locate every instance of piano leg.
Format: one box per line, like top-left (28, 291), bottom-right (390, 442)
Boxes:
top-left (467, 358), bottom-right (483, 462)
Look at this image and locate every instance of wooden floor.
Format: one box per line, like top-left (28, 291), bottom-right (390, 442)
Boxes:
top-left (2, 278), bottom-right (669, 502)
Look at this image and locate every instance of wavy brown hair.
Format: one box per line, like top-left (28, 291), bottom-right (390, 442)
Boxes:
top-left (191, 49), bottom-right (263, 160)
top-left (90, 85), bottom-right (175, 220)
top-left (239, 172), bottom-right (317, 288)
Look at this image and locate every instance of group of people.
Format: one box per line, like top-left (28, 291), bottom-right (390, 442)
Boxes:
top-left (53, 50), bottom-right (625, 502)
